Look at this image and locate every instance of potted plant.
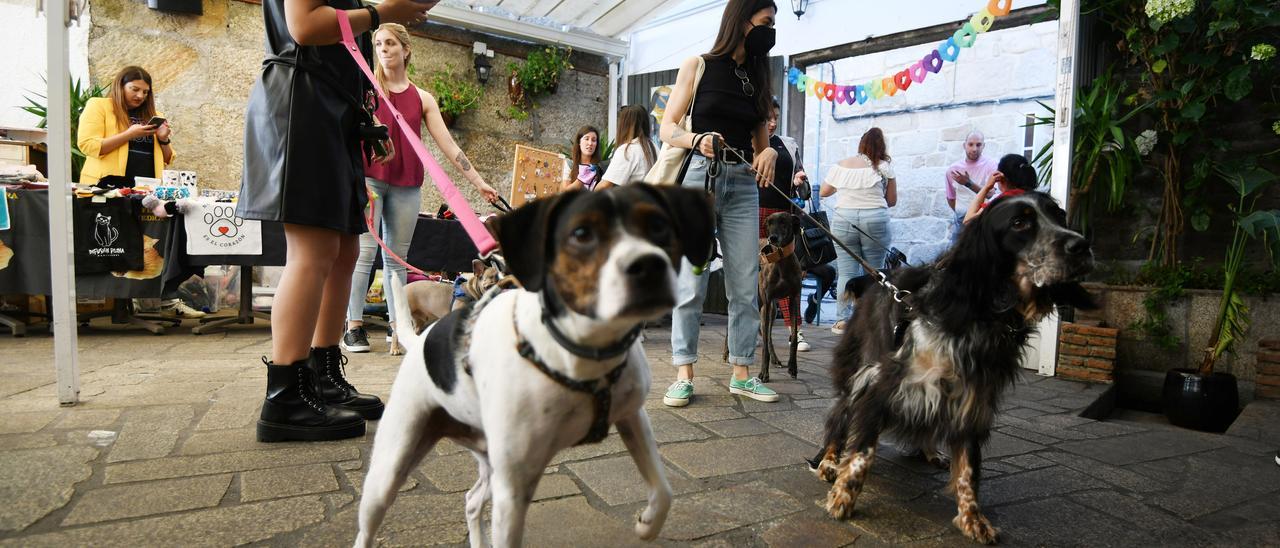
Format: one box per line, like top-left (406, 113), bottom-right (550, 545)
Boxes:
top-left (1163, 164), bottom-right (1280, 432)
top-left (22, 77), bottom-right (107, 181)
top-left (506, 46), bottom-right (573, 116)
top-left (424, 65), bottom-right (483, 128)
top-left (1028, 70), bottom-right (1151, 231)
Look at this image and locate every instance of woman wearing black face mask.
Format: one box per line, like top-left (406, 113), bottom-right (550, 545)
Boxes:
top-left (661, 0), bottom-right (781, 409)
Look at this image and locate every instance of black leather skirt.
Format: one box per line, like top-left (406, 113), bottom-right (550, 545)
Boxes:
top-left (237, 60), bottom-right (368, 235)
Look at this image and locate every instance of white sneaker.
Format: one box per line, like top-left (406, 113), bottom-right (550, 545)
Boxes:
top-left (162, 301), bottom-right (207, 318)
top-left (793, 331), bottom-right (811, 352)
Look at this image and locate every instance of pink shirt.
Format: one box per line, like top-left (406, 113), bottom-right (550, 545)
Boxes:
top-left (364, 85), bottom-right (425, 188)
top-left (944, 156), bottom-right (998, 210)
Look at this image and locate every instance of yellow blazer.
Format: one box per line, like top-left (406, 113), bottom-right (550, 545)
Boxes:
top-left (77, 97), bottom-right (175, 184)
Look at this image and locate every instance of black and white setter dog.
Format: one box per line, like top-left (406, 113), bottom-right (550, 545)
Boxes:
top-left (811, 191), bottom-right (1095, 544)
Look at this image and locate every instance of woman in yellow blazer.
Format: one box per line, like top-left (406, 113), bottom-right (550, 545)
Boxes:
top-left (77, 66), bottom-right (174, 184)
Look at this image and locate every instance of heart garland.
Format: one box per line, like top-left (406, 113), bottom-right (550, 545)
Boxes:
top-left (787, 0), bottom-right (1012, 106)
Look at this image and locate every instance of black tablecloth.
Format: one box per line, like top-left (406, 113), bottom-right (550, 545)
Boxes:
top-left (0, 188), bottom-right (172, 298)
top-left (159, 212), bottom-right (478, 294)
top-left (0, 188), bottom-right (482, 298)
top-left (404, 216), bottom-right (480, 274)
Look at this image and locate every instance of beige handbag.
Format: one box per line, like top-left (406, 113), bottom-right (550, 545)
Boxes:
top-left (643, 57), bottom-right (707, 186)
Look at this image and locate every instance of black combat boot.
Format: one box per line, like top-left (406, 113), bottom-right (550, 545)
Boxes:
top-left (310, 345), bottom-right (385, 420)
top-left (257, 357), bottom-right (365, 442)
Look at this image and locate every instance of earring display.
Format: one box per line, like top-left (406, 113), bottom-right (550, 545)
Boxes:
top-left (509, 144), bottom-right (566, 208)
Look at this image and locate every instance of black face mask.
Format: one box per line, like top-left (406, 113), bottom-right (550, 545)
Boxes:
top-left (744, 25), bottom-right (776, 58)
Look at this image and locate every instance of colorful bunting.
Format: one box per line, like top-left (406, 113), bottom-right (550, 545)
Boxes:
top-left (786, 0), bottom-right (1011, 107)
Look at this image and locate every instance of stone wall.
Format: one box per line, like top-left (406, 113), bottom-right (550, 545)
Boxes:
top-left (85, 0), bottom-right (609, 212)
top-left (1077, 283), bottom-right (1280, 403)
top-left (801, 21), bottom-right (1058, 264)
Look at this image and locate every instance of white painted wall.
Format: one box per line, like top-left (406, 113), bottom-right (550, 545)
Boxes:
top-left (0, 0), bottom-right (92, 129)
top-left (627, 0), bottom-right (1047, 74)
top-left (804, 20), bottom-right (1058, 264)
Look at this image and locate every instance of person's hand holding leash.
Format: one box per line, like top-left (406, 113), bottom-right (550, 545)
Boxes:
top-left (695, 132), bottom-right (723, 158)
top-left (476, 182), bottom-right (499, 203)
top-left (753, 147), bottom-right (777, 188)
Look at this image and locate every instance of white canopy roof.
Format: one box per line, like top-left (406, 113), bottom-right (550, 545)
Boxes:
top-left (431, 0), bottom-right (689, 58)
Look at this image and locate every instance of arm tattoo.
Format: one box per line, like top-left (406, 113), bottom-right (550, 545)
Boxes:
top-left (455, 150), bottom-right (473, 172)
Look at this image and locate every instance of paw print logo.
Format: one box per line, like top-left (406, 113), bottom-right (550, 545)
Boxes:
top-left (205, 206), bottom-right (245, 238)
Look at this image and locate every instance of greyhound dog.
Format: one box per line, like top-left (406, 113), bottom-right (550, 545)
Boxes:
top-left (757, 212), bottom-right (802, 381)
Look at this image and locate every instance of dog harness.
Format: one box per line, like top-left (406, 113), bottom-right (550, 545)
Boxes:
top-left (512, 307), bottom-right (640, 446)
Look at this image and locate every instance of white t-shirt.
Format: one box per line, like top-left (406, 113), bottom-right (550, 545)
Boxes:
top-left (601, 139), bottom-right (654, 186)
top-left (824, 156), bottom-right (894, 209)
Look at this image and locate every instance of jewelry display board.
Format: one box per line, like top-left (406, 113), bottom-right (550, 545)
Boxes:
top-left (509, 144), bottom-right (567, 208)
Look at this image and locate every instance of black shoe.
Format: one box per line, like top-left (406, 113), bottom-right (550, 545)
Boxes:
top-left (257, 357), bottom-right (365, 442)
top-left (310, 346), bottom-right (385, 420)
top-left (804, 293), bottom-right (819, 324)
top-left (340, 327), bottom-right (371, 353)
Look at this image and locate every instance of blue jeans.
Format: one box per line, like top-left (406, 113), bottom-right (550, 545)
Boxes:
top-left (950, 210), bottom-right (965, 245)
top-left (347, 178), bottom-right (422, 325)
top-left (831, 207), bottom-right (891, 321)
top-left (671, 157), bottom-right (760, 367)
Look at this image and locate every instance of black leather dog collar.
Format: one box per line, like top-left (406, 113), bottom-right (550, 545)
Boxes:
top-left (541, 310), bottom-right (642, 361)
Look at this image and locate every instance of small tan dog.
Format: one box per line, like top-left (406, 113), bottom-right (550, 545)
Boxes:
top-left (391, 259), bottom-right (506, 355)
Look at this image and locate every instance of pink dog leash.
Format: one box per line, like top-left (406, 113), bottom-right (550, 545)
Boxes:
top-left (336, 10), bottom-right (498, 260)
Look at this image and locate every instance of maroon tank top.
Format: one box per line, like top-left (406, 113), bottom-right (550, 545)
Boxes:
top-left (364, 84), bottom-right (425, 187)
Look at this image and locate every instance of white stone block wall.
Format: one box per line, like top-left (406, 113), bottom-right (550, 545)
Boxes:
top-left (800, 21), bottom-right (1058, 265)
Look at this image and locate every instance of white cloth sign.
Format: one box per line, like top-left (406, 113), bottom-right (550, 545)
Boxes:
top-left (184, 201), bottom-right (262, 255)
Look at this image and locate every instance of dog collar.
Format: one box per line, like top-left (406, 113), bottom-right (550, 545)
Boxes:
top-left (514, 313), bottom-right (631, 446)
top-left (760, 241), bottom-right (796, 264)
top-left (540, 310), bottom-right (642, 362)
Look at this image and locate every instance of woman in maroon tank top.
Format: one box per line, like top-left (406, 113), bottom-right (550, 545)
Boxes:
top-left (342, 23), bottom-right (499, 355)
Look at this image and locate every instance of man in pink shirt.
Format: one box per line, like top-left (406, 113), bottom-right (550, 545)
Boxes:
top-left (944, 131), bottom-right (998, 242)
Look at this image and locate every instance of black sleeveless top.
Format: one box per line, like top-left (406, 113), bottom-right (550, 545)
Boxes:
top-left (759, 135), bottom-right (795, 209)
top-left (691, 56), bottom-right (763, 151)
top-left (237, 0), bottom-right (375, 234)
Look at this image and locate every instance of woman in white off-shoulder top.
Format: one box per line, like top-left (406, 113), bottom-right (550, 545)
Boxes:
top-left (818, 127), bottom-right (897, 334)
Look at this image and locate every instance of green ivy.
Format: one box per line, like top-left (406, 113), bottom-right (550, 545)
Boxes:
top-left (1070, 0), bottom-right (1280, 266)
top-left (421, 64), bottom-right (483, 119)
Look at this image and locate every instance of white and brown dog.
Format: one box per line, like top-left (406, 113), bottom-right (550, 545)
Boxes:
top-left (355, 185), bottom-right (715, 547)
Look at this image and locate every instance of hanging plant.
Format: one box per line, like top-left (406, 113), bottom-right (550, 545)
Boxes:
top-left (506, 46), bottom-right (573, 115)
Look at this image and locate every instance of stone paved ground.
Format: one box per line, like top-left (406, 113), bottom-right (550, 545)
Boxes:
top-left (2, 316), bottom-right (1278, 547)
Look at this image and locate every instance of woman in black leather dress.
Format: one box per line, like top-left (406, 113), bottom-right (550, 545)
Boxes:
top-left (237, 0), bottom-right (436, 443)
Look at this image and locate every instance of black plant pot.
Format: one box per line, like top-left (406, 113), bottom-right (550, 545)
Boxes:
top-left (1161, 368), bottom-right (1239, 432)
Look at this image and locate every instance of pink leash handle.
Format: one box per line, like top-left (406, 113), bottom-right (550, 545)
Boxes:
top-left (336, 10), bottom-right (498, 257)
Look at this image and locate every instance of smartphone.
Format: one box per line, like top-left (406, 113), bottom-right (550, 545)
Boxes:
top-left (147, 116), bottom-right (166, 128)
